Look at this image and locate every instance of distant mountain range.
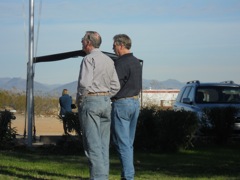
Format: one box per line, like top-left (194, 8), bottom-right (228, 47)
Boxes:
top-left (0, 77), bottom-right (185, 97)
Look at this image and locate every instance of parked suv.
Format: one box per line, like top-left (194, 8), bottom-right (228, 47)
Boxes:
top-left (173, 80), bottom-right (240, 131)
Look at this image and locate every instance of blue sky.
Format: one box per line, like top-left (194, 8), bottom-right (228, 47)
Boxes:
top-left (1, 0), bottom-right (240, 85)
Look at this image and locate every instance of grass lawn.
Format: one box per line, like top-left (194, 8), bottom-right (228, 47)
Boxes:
top-left (0, 144), bottom-right (240, 180)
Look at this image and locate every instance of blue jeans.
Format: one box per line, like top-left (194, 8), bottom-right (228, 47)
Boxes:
top-left (79, 95), bottom-right (111, 180)
top-left (111, 98), bottom-right (140, 180)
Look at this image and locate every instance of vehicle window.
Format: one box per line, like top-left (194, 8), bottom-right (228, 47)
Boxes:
top-left (175, 87), bottom-right (185, 102)
top-left (222, 88), bottom-right (240, 103)
top-left (180, 86), bottom-right (192, 102)
top-left (188, 88), bottom-right (194, 102)
top-left (196, 86), bottom-right (240, 103)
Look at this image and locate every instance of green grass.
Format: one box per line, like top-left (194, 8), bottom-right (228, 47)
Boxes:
top-left (0, 145), bottom-right (240, 180)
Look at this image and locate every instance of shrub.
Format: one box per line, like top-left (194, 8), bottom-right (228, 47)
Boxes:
top-left (0, 110), bottom-right (17, 148)
top-left (58, 106), bottom-right (198, 152)
top-left (34, 95), bottom-right (59, 115)
top-left (156, 110), bottom-right (198, 151)
top-left (135, 106), bottom-right (158, 150)
top-left (0, 90), bottom-right (59, 115)
top-left (0, 90), bottom-right (26, 112)
top-left (135, 107), bottom-right (198, 152)
top-left (202, 107), bottom-right (239, 144)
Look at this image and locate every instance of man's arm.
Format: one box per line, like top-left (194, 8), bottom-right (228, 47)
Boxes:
top-left (110, 68), bottom-right (120, 97)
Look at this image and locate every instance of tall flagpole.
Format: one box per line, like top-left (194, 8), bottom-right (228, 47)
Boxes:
top-left (27, 0), bottom-right (34, 147)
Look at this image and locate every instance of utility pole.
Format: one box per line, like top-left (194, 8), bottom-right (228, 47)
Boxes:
top-left (27, 0), bottom-right (34, 147)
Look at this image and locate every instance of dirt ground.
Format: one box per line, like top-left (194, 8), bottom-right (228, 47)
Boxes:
top-left (11, 113), bottom-right (66, 136)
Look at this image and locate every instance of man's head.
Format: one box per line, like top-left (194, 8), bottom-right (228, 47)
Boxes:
top-left (113, 34), bottom-right (131, 56)
top-left (62, 89), bottom-right (68, 95)
top-left (82, 31), bottom-right (102, 54)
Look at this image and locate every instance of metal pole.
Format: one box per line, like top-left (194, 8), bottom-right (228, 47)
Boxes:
top-left (27, 0), bottom-right (34, 147)
top-left (140, 60), bottom-right (143, 108)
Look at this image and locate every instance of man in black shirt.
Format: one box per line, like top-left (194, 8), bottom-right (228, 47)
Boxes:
top-left (111, 34), bottom-right (142, 180)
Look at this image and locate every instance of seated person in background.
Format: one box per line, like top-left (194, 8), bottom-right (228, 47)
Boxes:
top-left (196, 92), bottom-right (204, 103)
top-left (59, 89), bottom-right (72, 134)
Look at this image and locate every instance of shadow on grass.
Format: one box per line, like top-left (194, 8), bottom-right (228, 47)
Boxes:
top-left (0, 144), bottom-right (89, 179)
top-left (1, 142), bottom-right (240, 179)
top-left (0, 165), bottom-right (88, 180)
top-left (110, 145), bottom-right (240, 179)
top-left (141, 146), bottom-right (240, 178)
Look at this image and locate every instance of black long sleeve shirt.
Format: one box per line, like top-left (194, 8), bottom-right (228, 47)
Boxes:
top-left (113, 53), bottom-right (142, 99)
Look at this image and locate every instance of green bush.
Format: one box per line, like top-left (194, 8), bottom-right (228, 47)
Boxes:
top-left (0, 90), bottom-right (26, 112)
top-left (61, 107), bottom-right (199, 152)
top-left (202, 107), bottom-right (239, 144)
top-left (0, 90), bottom-right (59, 115)
top-left (135, 107), bottom-right (198, 152)
top-left (0, 110), bottom-right (17, 148)
top-left (135, 106), bottom-right (158, 150)
top-left (156, 110), bottom-right (198, 151)
top-left (34, 95), bottom-right (59, 115)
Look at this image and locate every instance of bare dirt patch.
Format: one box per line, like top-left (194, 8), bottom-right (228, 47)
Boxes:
top-left (11, 113), bottom-right (65, 136)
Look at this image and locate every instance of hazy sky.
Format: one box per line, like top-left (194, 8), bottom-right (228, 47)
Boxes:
top-left (1, 0), bottom-right (240, 85)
